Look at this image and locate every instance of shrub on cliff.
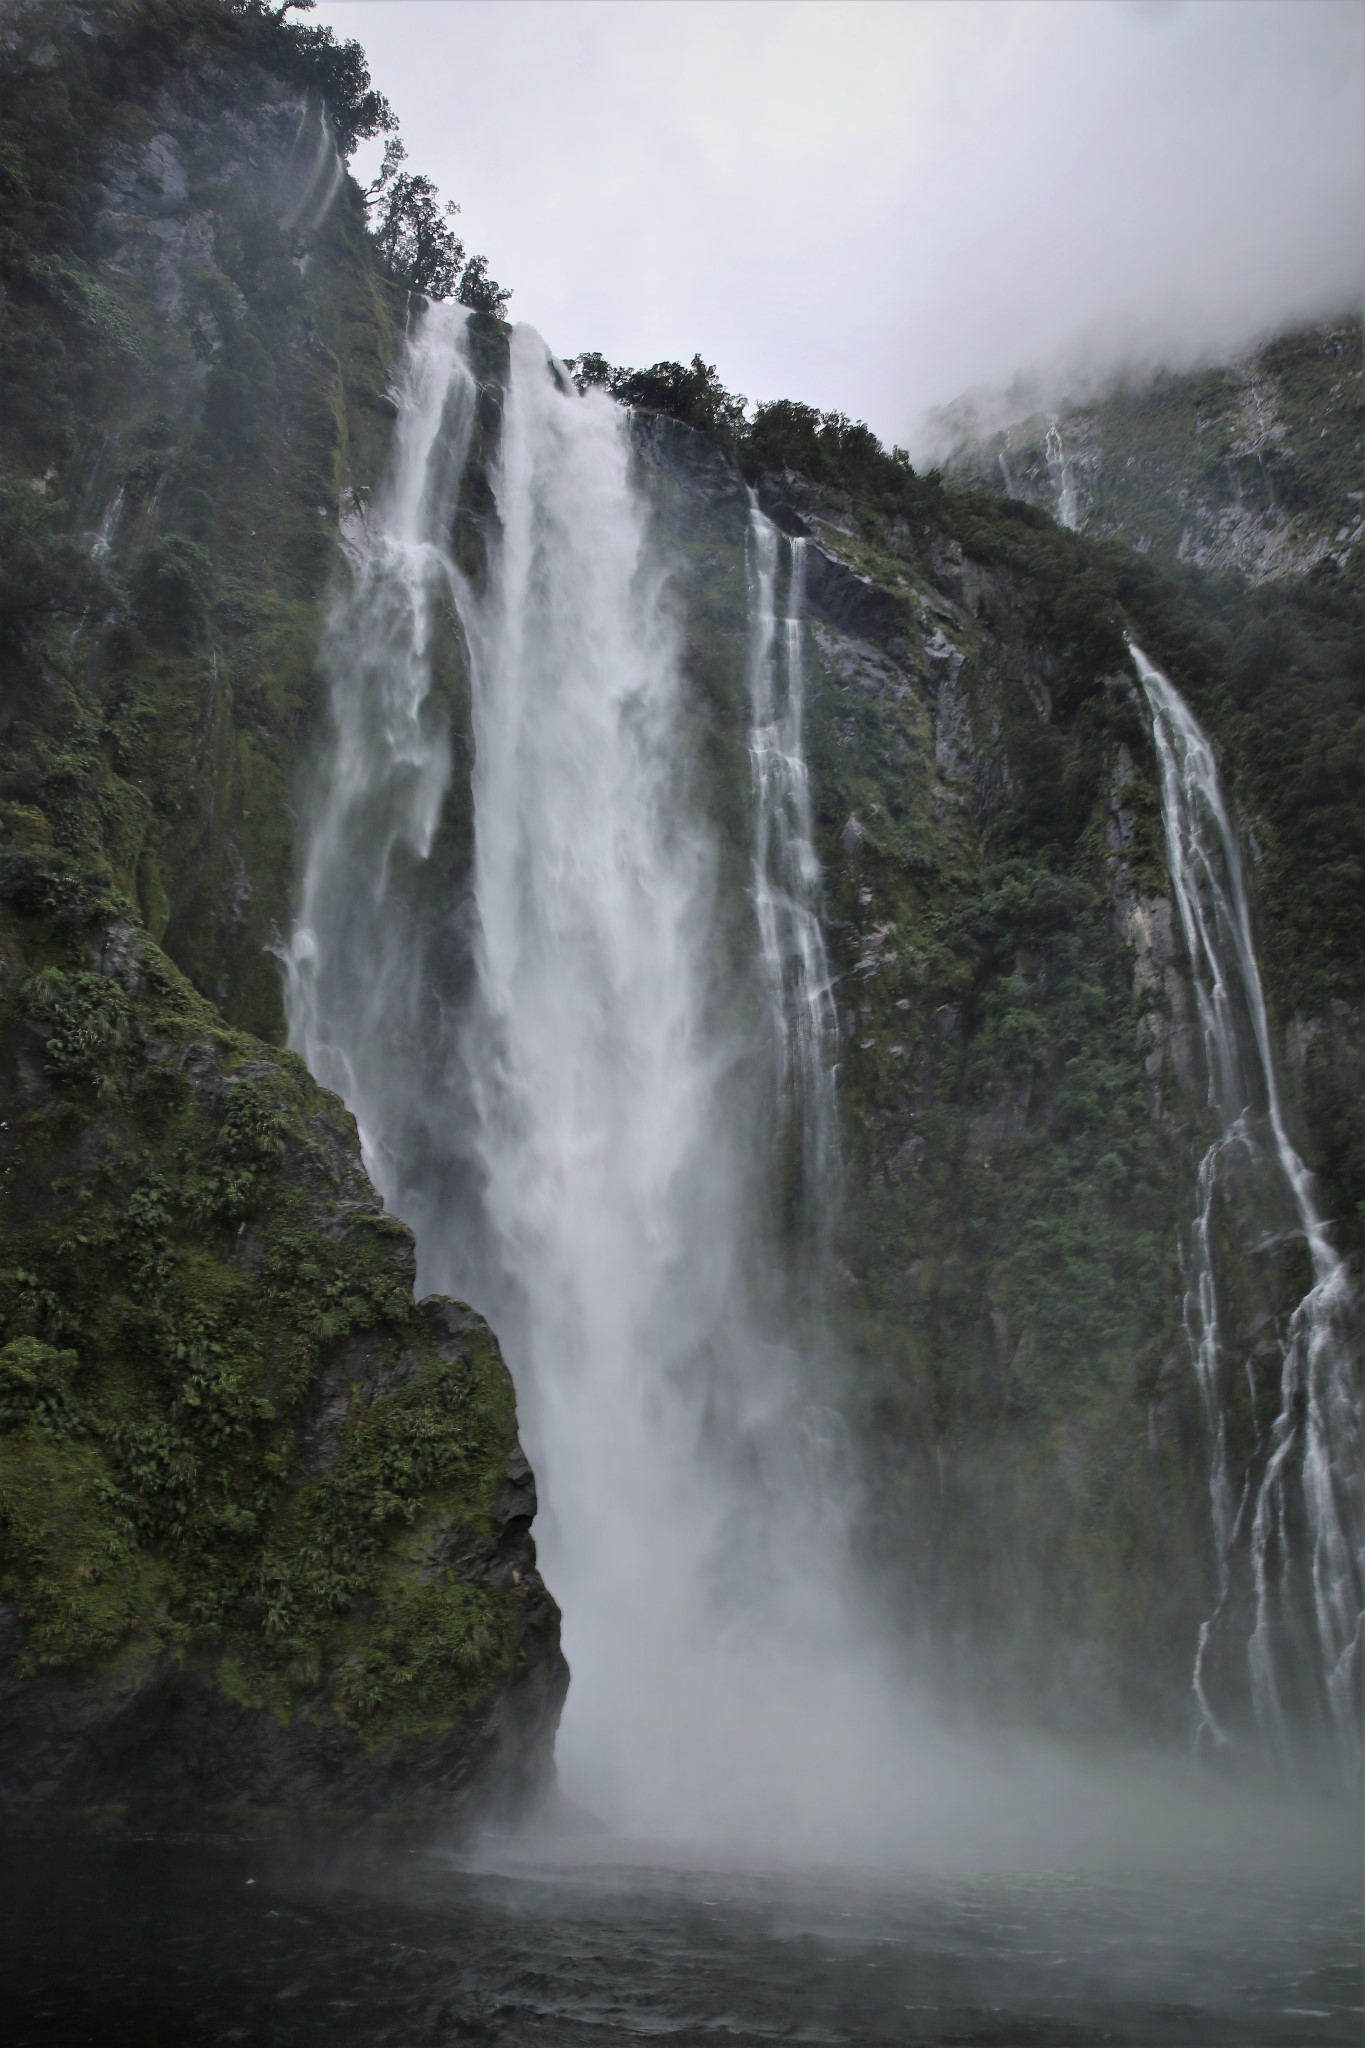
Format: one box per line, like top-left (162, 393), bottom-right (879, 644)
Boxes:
top-left (364, 139), bottom-right (511, 310)
top-left (0, 478), bottom-right (105, 657)
top-left (133, 533), bottom-right (215, 638)
top-left (570, 352), bottom-right (747, 434)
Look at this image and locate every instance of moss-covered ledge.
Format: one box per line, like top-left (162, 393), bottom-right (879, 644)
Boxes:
top-left (0, 907), bottom-right (566, 1829)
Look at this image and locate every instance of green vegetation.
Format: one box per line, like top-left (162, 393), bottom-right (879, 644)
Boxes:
top-left (0, 897), bottom-right (523, 1731)
top-left (0, 0), bottom-right (413, 1038)
top-left (601, 328), bottom-right (1361, 1243)
top-left (365, 139), bottom-right (511, 310)
top-left (573, 352), bottom-right (749, 435)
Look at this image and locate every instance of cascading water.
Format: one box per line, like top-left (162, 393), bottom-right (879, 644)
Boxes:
top-left (89, 485), bottom-right (125, 563)
top-left (1045, 415), bottom-right (1079, 530)
top-left (745, 498), bottom-right (840, 1246)
top-left (285, 304), bottom-right (907, 1849)
top-left (1132, 642), bottom-right (1363, 1774)
top-left (457, 322), bottom-right (759, 1831)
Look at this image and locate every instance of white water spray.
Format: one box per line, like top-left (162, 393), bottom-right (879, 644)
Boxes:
top-left (457, 331), bottom-right (893, 1842)
top-left (1133, 642), bottom-right (1363, 1772)
top-left (285, 102), bottom-right (344, 237)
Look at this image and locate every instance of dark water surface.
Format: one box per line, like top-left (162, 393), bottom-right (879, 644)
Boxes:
top-left (2, 1834), bottom-right (1360, 2046)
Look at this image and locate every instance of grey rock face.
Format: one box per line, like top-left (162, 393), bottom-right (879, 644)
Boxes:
top-left (629, 413), bottom-right (746, 511)
top-left (801, 544), bottom-right (904, 641)
top-left (938, 323), bottom-right (1364, 584)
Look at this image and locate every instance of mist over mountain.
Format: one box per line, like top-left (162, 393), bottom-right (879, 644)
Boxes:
top-left (312, 0), bottom-right (1364, 447)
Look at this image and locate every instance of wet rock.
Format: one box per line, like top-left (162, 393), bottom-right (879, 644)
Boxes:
top-left (629, 413), bottom-right (746, 509)
top-left (801, 543), bottom-right (904, 640)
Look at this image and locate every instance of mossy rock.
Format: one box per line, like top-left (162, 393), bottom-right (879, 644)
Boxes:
top-left (0, 911), bottom-right (565, 1827)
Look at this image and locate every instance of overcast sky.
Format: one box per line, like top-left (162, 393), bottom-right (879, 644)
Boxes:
top-left (308, 0), bottom-right (1364, 451)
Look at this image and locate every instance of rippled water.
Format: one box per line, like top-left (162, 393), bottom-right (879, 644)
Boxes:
top-left (4, 1835), bottom-right (1360, 2045)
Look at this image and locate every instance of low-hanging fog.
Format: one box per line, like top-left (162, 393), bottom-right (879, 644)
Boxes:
top-left (309, 0), bottom-right (1363, 448)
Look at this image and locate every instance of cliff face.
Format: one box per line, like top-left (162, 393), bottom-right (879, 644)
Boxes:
top-left (633, 432), bottom-right (1200, 1730)
top-left (0, 2), bottom-right (565, 1828)
top-left (938, 320), bottom-right (1365, 585)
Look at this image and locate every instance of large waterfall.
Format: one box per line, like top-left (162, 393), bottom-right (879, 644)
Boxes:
top-left (283, 304), bottom-right (910, 1847)
top-left (1132, 644), bottom-right (1363, 1774)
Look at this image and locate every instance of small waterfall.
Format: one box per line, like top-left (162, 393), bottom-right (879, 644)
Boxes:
top-left (745, 498), bottom-right (840, 1242)
top-left (1045, 415), bottom-right (1079, 530)
top-left (1133, 642), bottom-right (1363, 1774)
top-left (286, 102), bottom-right (343, 235)
top-left (89, 485), bottom-right (125, 562)
top-left (306, 149), bottom-right (345, 237)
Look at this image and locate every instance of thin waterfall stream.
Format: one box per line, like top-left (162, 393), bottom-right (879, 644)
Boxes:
top-left (1132, 642), bottom-right (1363, 1774)
top-left (1045, 415), bottom-right (1079, 531)
top-left (283, 301), bottom-right (477, 1211)
top-left (745, 496), bottom-right (840, 1249)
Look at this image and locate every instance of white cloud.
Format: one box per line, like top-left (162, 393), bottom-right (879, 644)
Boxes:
top-left (309, 0), bottom-right (1364, 445)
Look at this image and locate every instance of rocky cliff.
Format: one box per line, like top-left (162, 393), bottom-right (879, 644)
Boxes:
top-left (0, 0), bottom-right (565, 1829)
top-left (936, 320), bottom-right (1364, 584)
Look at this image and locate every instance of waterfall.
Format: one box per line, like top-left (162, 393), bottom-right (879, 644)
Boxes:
top-left (1045, 415), bottom-right (1079, 530)
top-left (745, 498), bottom-right (840, 1244)
top-left (285, 304), bottom-right (897, 1849)
top-left (285, 101), bottom-right (344, 237)
top-left (276, 299), bottom-right (1341, 1851)
top-left (89, 485), bottom-right (125, 562)
top-left (458, 322), bottom-right (753, 1830)
top-left (1132, 642), bottom-right (1363, 1774)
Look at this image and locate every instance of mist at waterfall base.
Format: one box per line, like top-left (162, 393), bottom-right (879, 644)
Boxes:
top-left (279, 302), bottom-right (1356, 1888)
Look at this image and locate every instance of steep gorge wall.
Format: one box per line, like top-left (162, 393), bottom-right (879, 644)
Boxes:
top-left (634, 435), bottom-right (1206, 1733)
